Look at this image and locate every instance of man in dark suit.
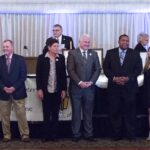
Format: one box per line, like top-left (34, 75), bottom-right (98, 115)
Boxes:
top-left (0, 40), bottom-right (29, 142)
top-left (67, 34), bottom-right (101, 142)
top-left (134, 32), bottom-right (149, 52)
top-left (43, 24), bottom-right (75, 54)
top-left (103, 34), bottom-right (142, 141)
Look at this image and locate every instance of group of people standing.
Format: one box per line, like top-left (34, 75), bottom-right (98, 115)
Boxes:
top-left (0, 24), bottom-right (149, 143)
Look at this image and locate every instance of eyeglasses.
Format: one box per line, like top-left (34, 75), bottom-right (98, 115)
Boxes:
top-left (53, 29), bottom-right (60, 32)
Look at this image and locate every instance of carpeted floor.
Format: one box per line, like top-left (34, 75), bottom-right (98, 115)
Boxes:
top-left (1, 138), bottom-right (150, 149)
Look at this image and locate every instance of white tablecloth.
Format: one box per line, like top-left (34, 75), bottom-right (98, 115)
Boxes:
top-left (95, 74), bottom-right (144, 88)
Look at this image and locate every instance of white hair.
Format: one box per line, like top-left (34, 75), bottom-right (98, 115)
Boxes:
top-left (79, 34), bottom-right (91, 42)
top-left (137, 32), bottom-right (149, 43)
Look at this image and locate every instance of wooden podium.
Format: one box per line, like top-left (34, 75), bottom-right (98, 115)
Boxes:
top-left (25, 57), bottom-right (37, 74)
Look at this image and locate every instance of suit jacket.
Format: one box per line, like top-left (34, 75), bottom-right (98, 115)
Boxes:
top-left (134, 43), bottom-right (147, 52)
top-left (103, 48), bottom-right (142, 94)
top-left (43, 35), bottom-right (75, 54)
top-left (36, 54), bottom-right (67, 94)
top-left (67, 48), bottom-right (101, 93)
top-left (0, 54), bottom-right (27, 100)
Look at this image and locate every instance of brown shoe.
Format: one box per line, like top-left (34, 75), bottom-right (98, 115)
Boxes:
top-left (2, 138), bottom-right (11, 142)
top-left (22, 136), bottom-right (30, 142)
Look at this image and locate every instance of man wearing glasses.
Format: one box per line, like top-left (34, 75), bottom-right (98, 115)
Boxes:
top-left (43, 24), bottom-right (75, 54)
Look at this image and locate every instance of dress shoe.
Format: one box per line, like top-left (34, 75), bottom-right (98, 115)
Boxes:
top-left (21, 135), bottom-right (30, 142)
top-left (72, 137), bottom-right (81, 142)
top-left (111, 137), bottom-right (122, 141)
top-left (42, 138), bottom-right (49, 142)
top-left (85, 136), bottom-right (96, 142)
top-left (22, 137), bottom-right (30, 142)
top-left (147, 136), bottom-right (150, 141)
top-left (50, 137), bottom-right (59, 142)
top-left (2, 138), bottom-right (11, 142)
top-left (127, 137), bottom-right (136, 142)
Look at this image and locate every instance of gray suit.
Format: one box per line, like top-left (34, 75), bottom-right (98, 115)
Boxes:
top-left (67, 48), bottom-right (101, 138)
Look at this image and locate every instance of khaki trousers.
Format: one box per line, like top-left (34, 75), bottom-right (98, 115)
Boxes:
top-left (0, 98), bottom-right (29, 139)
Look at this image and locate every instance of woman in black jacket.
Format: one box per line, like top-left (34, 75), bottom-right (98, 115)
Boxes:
top-left (36, 39), bottom-right (67, 142)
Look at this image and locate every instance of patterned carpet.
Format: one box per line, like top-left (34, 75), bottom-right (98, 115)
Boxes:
top-left (1, 138), bottom-right (150, 150)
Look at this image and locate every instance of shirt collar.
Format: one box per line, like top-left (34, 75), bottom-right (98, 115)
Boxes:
top-left (58, 35), bottom-right (62, 41)
top-left (54, 35), bottom-right (62, 43)
top-left (45, 52), bottom-right (59, 58)
top-left (119, 48), bottom-right (127, 53)
top-left (80, 48), bottom-right (88, 53)
top-left (5, 53), bottom-right (13, 59)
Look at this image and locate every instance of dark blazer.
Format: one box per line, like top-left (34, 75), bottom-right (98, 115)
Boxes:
top-left (103, 48), bottom-right (142, 94)
top-left (134, 43), bottom-right (147, 52)
top-left (43, 35), bottom-right (75, 54)
top-left (67, 48), bottom-right (101, 93)
top-left (0, 54), bottom-right (27, 100)
top-left (36, 54), bottom-right (67, 94)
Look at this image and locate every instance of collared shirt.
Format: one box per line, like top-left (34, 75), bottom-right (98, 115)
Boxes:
top-left (5, 53), bottom-right (13, 62)
top-left (54, 35), bottom-right (62, 44)
top-left (80, 48), bottom-right (88, 59)
top-left (119, 48), bottom-right (127, 65)
top-left (45, 52), bottom-right (59, 93)
top-left (54, 35), bottom-right (64, 54)
top-left (58, 35), bottom-right (62, 44)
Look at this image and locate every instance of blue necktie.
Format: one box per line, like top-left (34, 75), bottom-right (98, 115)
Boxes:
top-left (120, 50), bottom-right (125, 66)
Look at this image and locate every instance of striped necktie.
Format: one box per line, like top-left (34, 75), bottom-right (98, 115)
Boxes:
top-left (6, 57), bottom-right (11, 72)
top-left (120, 50), bottom-right (126, 66)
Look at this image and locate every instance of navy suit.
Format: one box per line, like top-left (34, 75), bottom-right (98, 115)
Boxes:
top-left (0, 53), bottom-right (29, 140)
top-left (0, 54), bottom-right (27, 100)
top-left (103, 48), bottom-right (142, 139)
top-left (67, 48), bottom-right (101, 138)
top-left (43, 35), bottom-right (75, 54)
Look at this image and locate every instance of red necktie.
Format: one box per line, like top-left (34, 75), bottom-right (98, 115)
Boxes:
top-left (6, 57), bottom-right (11, 72)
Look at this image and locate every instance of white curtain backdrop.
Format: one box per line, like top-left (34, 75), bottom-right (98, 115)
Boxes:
top-left (0, 13), bottom-right (150, 56)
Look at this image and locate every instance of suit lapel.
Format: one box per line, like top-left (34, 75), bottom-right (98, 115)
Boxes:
top-left (122, 49), bottom-right (130, 67)
top-left (114, 48), bottom-right (121, 67)
top-left (86, 50), bottom-right (93, 66)
top-left (76, 48), bottom-right (85, 65)
top-left (61, 35), bottom-right (66, 44)
top-left (8, 54), bottom-right (15, 73)
top-left (2, 56), bottom-right (8, 74)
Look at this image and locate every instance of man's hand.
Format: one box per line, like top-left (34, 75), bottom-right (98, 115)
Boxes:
top-left (85, 81), bottom-right (93, 87)
top-left (113, 76), bottom-right (129, 85)
top-left (79, 81), bottom-right (88, 88)
top-left (3, 86), bottom-right (15, 94)
top-left (79, 81), bottom-right (93, 88)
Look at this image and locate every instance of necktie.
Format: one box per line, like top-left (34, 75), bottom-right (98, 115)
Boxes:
top-left (120, 50), bottom-right (125, 66)
top-left (82, 51), bottom-right (87, 59)
top-left (6, 57), bottom-right (11, 72)
top-left (82, 51), bottom-right (87, 63)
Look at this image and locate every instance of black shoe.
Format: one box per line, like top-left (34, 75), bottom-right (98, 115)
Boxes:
top-left (2, 138), bottom-right (11, 142)
top-left (111, 137), bottom-right (122, 141)
top-left (127, 137), bottom-right (136, 142)
top-left (85, 136), bottom-right (96, 142)
top-left (42, 138), bottom-right (49, 142)
top-left (50, 137), bottom-right (59, 142)
top-left (72, 137), bottom-right (81, 142)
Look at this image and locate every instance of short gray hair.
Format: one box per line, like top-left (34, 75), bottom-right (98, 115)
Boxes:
top-left (79, 34), bottom-right (91, 42)
top-left (137, 32), bottom-right (149, 43)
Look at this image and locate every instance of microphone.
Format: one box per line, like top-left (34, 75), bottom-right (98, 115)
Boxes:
top-left (23, 45), bottom-right (29, 56)
top-left (24, 45), bottom-right (28, 49)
